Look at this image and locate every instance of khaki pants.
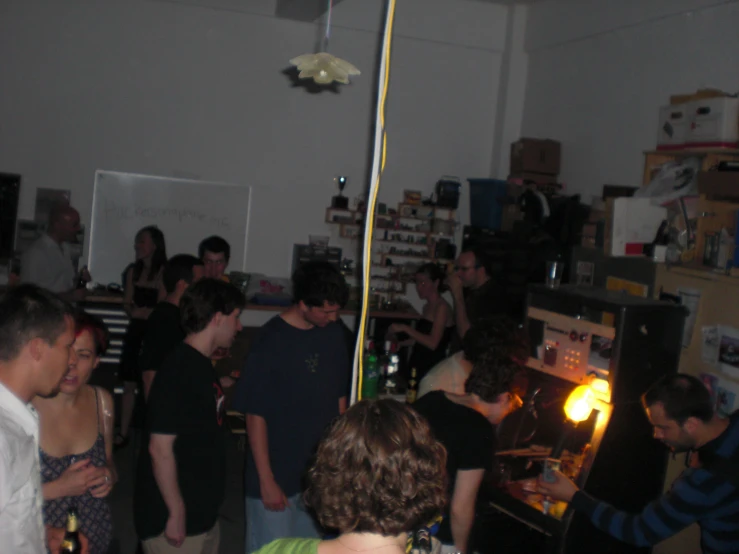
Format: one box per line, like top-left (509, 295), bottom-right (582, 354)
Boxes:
top-left (142, 522), bottom-right (220, 554)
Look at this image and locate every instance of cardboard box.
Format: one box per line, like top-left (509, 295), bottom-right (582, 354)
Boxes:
top-left (510, 138), bottom-right (561, 175)
top-left (508, 172), bottom-right (558, 184)
top-left (657, 104), bottom-right (689, 150)
top-left (604, 198), bottom-right (667, 257)
top-left (685, 97), bottom-right (739, 149)
top-left (697, 171), bottom-right (739, 200)
top-left (670, 88), bottom-right (730, 105)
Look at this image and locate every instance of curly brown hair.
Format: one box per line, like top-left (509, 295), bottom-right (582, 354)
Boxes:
top-left (465, 346), bottom-right (524, 403)
top-left (305, 399), bottom-right (447, 535)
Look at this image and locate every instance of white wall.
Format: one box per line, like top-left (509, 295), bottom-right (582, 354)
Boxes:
top-left (521, 0), bottom-right (739, 201)
top-left (0, 0), bottom-right (508, 278)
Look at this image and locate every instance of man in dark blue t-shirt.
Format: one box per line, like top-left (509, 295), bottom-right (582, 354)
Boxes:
top-left (231, 262), bottom-right (350, 553)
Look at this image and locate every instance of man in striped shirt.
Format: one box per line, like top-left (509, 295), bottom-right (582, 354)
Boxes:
top-left (538, 374), bottom-right (739, 554)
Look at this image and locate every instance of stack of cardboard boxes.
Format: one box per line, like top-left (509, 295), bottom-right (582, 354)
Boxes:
top-left (509, 138), bottom-right (561, 184)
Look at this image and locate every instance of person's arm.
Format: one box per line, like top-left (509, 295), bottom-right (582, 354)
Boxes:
top-left (450, 469), bottom-right (485, 553)
top-left (142, 371), bottom-right (156, 400)
top-left (246, 414), bottom-right (288, 511)
top-left (394, 303), bottom-right (450, 351)
top-left (447, 273), bottom-right (471, 339)
top-left (149, 434), bottom-right (186, 547)
top-left (538, 470), bottom-right (717, 546)
top-left (338, 396), bottom-right (347, 415)
top-left (89, 388), bottom-right (117, 498)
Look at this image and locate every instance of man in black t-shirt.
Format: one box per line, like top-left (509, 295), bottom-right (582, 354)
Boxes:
top-left (139, 254), bottom-right (204, 400)
top-left (134, 279), bottom-right (245, 554)
top-left (413, 347), bottom-right (523, 554)
top-left (231, 262), bottom-right (350, 553)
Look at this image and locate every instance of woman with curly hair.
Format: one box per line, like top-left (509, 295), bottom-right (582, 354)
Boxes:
top-left (254, 399), bottom-right (447, 554)
top-left (413, 347), bottom-right (524, 553)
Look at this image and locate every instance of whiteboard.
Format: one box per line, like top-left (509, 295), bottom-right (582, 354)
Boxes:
top-left (88, 170), bottom-right (251, 286)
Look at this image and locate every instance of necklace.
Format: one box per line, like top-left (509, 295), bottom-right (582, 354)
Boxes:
top-left (337, 536), bottom-right (405, 553)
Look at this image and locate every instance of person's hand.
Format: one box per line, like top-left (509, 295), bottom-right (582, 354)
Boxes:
top-left (88, 466), bottom-right (115, 498)
top-left (219, 376), bottom-right (235, 389)
top-left (536, 470), bottom-right (579, 502)
top-left (446, 270), bottom-right (463, 297)
top-left (388, 323), bottom-right (406, 335)
top-left (80, 266), bottom-right (92, 283)
top-left (260, 477), bottom-right (288, 511)
top-left (56, 459), bottom-right (99, 497)
top-left (165, 508), bottom-right (186, 547)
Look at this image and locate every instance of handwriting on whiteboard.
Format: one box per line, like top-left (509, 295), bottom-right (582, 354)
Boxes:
top-left (103, 200), bottom-right (231, 230)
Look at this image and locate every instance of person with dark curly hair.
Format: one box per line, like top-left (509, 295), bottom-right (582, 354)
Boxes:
top-left (413, 347), bottom-right (524, 554)
top-left (418, 315), bottom-right (528, 399)
top-left (254, 399), bottom-right (448, 554)
top-left (231, 261), bottom-right (352, 553)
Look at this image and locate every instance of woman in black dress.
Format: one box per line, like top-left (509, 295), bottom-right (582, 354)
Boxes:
top-left (116, 226), bottom-right (166, 448)
top-left (389, 263), bottom-right (455, 381)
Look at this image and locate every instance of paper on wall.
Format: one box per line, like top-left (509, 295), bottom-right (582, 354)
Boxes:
top-left (701, 326), bottom-right (720, 365)
top-left (699, 371), bottom-right (738, 416)
top-left (718, 325), bottom-right (739, 379)
top-left (677, 287), bottom-right (701, 348)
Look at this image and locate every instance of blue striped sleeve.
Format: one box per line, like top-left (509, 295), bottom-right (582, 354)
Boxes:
top-left (570, 476), bottom-right (706, 547)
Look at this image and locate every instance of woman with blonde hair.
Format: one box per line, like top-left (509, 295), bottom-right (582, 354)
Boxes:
top-left (255, 398), bottom-right (447, 554)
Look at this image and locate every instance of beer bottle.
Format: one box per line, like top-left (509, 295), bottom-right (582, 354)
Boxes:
top-left (60, 507), bottom-right (82, 554)
top-left (406, 368), bottom-right (418, 404)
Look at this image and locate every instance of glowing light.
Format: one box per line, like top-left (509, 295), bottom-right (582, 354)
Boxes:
top-left (564, 385), bottom-right (595, 423)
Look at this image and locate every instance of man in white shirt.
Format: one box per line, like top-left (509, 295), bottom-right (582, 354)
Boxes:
top-left (0, 284), bottom-right (87, 554)
top-left (20, 205), bottom-right (89, 300)
top-left (418, 315), bottom-right (529, 399)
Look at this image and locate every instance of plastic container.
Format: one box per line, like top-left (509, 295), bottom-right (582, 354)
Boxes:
top-left (468, 178), bottom-right (508, 230)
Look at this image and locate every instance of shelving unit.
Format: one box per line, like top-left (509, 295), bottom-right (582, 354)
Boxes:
top-left (325, 203), bottom-right (458, 295)
top-left (642, 148), bottom-right (739, 185)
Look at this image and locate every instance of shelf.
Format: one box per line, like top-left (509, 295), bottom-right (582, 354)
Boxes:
top-left (644, 148), bottom-right (739, 156)
top-left (374, 239), bottom-right (430, 246)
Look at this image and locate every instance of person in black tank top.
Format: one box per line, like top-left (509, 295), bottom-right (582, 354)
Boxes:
top-left (118, 226), bottom-right (167, 448)
top-left (388, 263), bottom-right (455, 380)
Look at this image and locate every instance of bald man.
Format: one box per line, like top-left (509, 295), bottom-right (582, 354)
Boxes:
top-left (20, 205), bottom-right (88, 299)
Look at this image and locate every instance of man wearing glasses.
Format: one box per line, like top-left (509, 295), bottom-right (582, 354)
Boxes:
top-left (447, 247), bottom-right (504, 341)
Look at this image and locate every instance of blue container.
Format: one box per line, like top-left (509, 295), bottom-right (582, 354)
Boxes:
top-left (468, 178), bottom-right (508, 230)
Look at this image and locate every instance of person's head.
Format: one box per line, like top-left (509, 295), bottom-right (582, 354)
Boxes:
top-left (162, 254), bottom-right (205, 297)
top-left (465, 345), bottom-right (524, 425)
top-left (0, 285), bottom-right (77, 399)
top-left (414, 263), bottom-right (446, 300)
top-left (292, 261), bottom-right (349, 327)
top-left (61, 310), bottom-right (109, 394)
top-left (641, 374), bottom-right (715, 453)
top-left (305, 399), bottom-right (447, 535)
top-left (180, 279), bottom-right (246, 348)
top-left (133, 226), bottom-right (167, 281)
top-left (463, 315), bottom-right (529, 367)
top-left (455, 247), bottom-right (492, 289)
top-left (47, 204), bottom-right (81, 243)
top-left (198, 236), bottom-right (231, 279)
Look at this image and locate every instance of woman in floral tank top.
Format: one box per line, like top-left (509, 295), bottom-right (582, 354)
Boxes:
top-left (33, 310), bottom-right (116, 554)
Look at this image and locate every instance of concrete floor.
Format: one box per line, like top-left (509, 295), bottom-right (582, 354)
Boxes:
top-left (108, 430), bottom-right (246, 554)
